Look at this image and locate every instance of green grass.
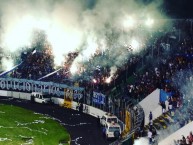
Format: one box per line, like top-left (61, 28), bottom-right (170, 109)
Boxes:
top-left (0, 104), bottom-right (70, 145)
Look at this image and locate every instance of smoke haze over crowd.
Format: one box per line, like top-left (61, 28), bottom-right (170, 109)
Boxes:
top-left (0, 0), bottom-right (170, 80)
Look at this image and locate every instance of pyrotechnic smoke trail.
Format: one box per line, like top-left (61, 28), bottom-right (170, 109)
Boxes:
top-left (0, 61), bottom-right (23, 77)
top-left (37, 68), bottom-right (63, 81)
top-left (0, 0), bottom-right (171, 80)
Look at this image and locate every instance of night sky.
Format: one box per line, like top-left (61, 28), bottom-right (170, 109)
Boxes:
top-left (87, 0), bottom-right (193, 19)
top-left (163, 0), bottom-right (193, 18)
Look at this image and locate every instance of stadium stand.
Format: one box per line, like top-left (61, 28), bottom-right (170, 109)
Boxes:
top-left (1, 18), bottom-right (193, 145)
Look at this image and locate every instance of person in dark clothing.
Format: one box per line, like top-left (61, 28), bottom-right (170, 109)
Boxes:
top-left (149, 111), bottom-right (153, 122)
top-left (149, 120), bottom-right (153, 131)
top-left (161, 101), bottom-right (166, 114)
top-left (139, 126), bottom-right (143, 137)
top-left (31, 95), bottom-right (35, 103)
top-left (97, 116), bottom-right (101, 127)
top-left (79, 103), bottom-right (83, 112)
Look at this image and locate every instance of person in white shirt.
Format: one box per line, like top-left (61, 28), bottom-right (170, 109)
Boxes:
top-left (148, 129), bottom-right (153, 144)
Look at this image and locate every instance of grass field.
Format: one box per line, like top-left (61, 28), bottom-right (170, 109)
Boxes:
top-left (0, 104), bottom-right (70, 145)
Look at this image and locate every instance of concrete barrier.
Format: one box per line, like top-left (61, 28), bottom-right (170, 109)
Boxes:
top-left (0, 90), bottom-right (107, 118)
top-left (51, 97), bottom-right (64, 105)
top-left (0, 90), bottom-right (9, 97)
top-left (88, 105), bottom-right (107, 118)
top-left (12, 92), bottom-right (20, 99)
top-left (139, 89), bottom-right (162, 125)
top-left (19, 92), bottom-right (31, 100)
top-left (159, 121), bottom-right (193, 145)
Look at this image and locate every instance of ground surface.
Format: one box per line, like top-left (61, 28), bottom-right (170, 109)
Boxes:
top-left (0, 96), bottom-right (113, 145)
top-left (0, 104), bottom-right (69, 145)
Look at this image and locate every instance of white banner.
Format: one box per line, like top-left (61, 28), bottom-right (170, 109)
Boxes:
top-left (0, 78), bottom-right (84, 97)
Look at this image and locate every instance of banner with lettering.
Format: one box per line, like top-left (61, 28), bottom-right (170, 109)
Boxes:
top-left (92, 91), bottom-right (105, 105)
top-left (0, 78), bottom-right (84, 98)
top-left (63, 88), bottom-right (74, 108)
top-left (73, 89), bottom-right (83, 102)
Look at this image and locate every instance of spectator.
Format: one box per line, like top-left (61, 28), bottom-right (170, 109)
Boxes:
top-left (149, 120), bottom-right (153, 131)
top-left (186, 136), bottom-right (190, 145)
top-left (149, 111), bottom-right (153, 122)
top-left (161, 101), bottom-right (166, 114)
top-left (189, 132), bottom-right (193, 143)
top-left (182, 135), bottom-right (186, 144)
top-left (148, 129), bottom-right (153, 144)
top-left (168, 100), bottom-right (173, 115)
top-left (139, 126), bottom-right (144, 137)
top-left (97, 116), bottom-right (101, 127)
top-left (79, 103), bottom-right (83, 112)
top-left (175, 139), bottom-right (180, 145)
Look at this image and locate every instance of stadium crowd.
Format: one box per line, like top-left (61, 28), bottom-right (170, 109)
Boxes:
top-left (175, 132), bottom-right (193, 145)
top-left (127, 19), bottom-right (193, 144)
top-left (9, 46), bottom-right (55, 80)
top-left (0, 19), bottom-right (192, 119)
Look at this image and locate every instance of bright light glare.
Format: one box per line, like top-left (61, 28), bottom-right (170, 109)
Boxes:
top-left (105, 77), bottom-right (112, 84)
top-left (93, 79), bottom-right (97, 83)
top-left (81, 37), bottom-right (98, 61)
top-left (1, 57), bottom-right (14, 71)
top-left (47, 25), bottom-right (83, 65)
top-left (1, 16), bottom-right (52, 52)
top-left (2, 18), bottom-right (33, 52)
top-left (1, 15), bottom-right (83, 66)
top-left (131, 39), bottom-right (139, 49)
top-left (123, 16), bottom-right (135, 28)
top-left (70, 64), bottom-right (78, 75)
top-left (145, 18), bottom-right (154, 27)
top-left (54, 55), bottom-right (64, 66)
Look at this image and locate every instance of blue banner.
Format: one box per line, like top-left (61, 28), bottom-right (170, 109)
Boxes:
top-left (73, 90), bottom-right (83, 101)
top-left (160, 89), bottom-right (168, 102)
top-left (93, 91), bottom-right (105, 105)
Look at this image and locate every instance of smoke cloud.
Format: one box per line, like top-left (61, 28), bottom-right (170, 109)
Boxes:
top-left (0, 0), bottom-right (170, 80)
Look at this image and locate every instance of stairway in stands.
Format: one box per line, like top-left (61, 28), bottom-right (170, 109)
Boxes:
top-left (143, 111), bottom-right (180, 142)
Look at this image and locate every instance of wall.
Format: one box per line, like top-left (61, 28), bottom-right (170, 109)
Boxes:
top-left (0, 90), bottom-right (107, 118)
top-left (0, 89), bottom-right (126, 141)
top-left (159, 121), bottom-right (193, 145)
top-left (139, 89), bottom-right (162, 125)
top-left (0, 90), bottom-right (9, 96)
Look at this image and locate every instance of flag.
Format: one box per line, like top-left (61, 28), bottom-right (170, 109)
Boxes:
top-left (160, 89), bottom-right (168, 102)
top-left (125, 110), bottom-right (131, 133)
